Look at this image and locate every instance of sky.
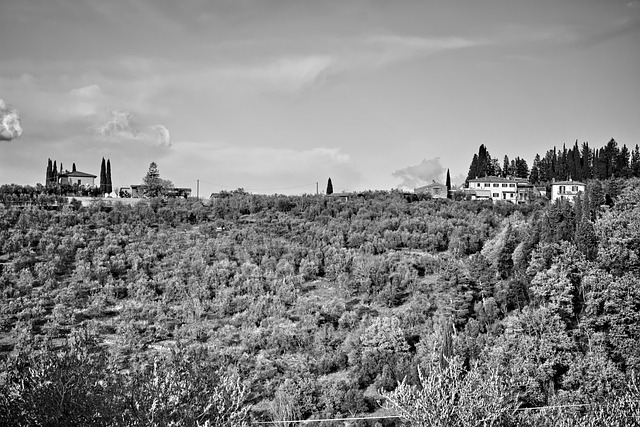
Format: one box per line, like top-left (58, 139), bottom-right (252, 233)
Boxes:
top-left (1, 0), bottom-right (639, 195)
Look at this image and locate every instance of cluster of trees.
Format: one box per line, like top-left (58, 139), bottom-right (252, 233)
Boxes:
top-left (530, 138), bottom-right (640, 184)
top-left (467, 138), bottom-right (640, 187)
top-left (0, 177), bottom-right (639, 424)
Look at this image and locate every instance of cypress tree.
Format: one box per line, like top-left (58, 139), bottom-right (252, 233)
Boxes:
top-left (100, 157), bottom-right (107, 194)
top-left (46, 159), bottom-right (52, 187)
top-left (52, 160), bottom-right (58, 184)
top-left (326, 178), bottom-right (333, 195)
top-left (72, 163), bottom-right (76, 172)
top-left (446, 169), bottom-right (451, 199)
top-left (106, 159), bottom-right (112, 193)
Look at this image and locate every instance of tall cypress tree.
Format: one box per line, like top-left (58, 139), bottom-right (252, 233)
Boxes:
top-left (106, 159), bottom-right (112, 193)
top-left (326, 178), bottom-right (333, 195)
top-left (100, 157), bottom-right (107, 194)
top-left (52, 160), bottom-right (58, 185)
top-left (46, 159), bottom-right (52, 187)
top-left (445, 169), bottom-right (451, 199)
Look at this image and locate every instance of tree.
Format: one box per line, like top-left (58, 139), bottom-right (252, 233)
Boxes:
top-left (326, 178), bottom-right (333, 195)
top-left (106, 159), bottom-right (112, 194)
top-left (142, 162), bottom-right (173, 198)
top-left (100, 157), bottom-right (107, 194)
top-left (46, 159), bottom-right (52, 187)
top-left (446, 169), bottom-right (451, 199)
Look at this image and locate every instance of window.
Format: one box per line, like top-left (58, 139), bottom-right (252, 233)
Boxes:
top-left (493, 183), bottom-right (499, 187)
top-left (510, 193), bottom-right (514, 198)
top-left (572, 186), bottom-right (578, 192)
top-left (477, 183), bottom-right (481, 187)
top-left (559, 186), bottom-right (566, 194)
top-left (77, 179), bottom-right (81, 185)
top-left (509, 183), bottom-right (515, 187)
top-left (484, 183), bottom-right (490, 187)
top-left (502, 184), bottom-right (508, 187)
top-left (493, 193), bottom-right (499, 198)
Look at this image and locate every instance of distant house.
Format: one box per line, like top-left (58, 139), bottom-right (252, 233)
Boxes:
top-left (327, 192), bottom-right (352, 201)
top-left (58, 170), bottom-right (97, 187)
top-left (415, 181), bottom-right (448, 199)
top-left (550, 180), bottom-right (585, 203)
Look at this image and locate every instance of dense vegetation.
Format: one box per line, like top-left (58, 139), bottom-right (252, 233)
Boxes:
top-left (0, 180), bottom-right (639, 426)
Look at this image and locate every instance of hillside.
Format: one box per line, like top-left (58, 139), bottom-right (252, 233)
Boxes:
top-left (0, 184), bottom-right (639, 426)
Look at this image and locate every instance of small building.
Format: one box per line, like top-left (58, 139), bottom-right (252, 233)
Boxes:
top-left (130, 184), bottom-right (192, 198)
top-left (58, 170), bottom-right (97, 187)
top-left (550, 180), bottom-right (586, 203)
top-left (516, 181), bottom-right (541, 204)
top-left (415, 181), bottom-right (448, 199)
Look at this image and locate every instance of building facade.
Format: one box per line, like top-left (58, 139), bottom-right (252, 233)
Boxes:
top-left (466, 176), bottom-right (526, 203)
top-left (58, 170), bottom-right (97, 187)
top-left (550, 180), bottom-right (586, 203)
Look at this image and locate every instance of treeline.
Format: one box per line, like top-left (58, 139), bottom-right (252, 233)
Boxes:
top-left (467, 138), bottom-right (640, 185)
top-left (0, 185), bottom-right (639, 425)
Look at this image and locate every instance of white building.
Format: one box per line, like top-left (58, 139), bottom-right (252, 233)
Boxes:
top-left (550, 180), bottom-right (586, 203)
top-left (466, 176), bottom-right (527, 203)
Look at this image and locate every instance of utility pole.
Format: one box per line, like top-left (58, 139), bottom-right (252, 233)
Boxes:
top-left (196, 179), bottom-right (199, 199)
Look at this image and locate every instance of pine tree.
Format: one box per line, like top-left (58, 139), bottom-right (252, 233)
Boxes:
top-left (326, 178), bottom-right (333, 195)
top-left (445, 169), bottom-right (451, 199)
top-left (106, 159), bottom-right (112, 193)
top-left (100, 157), bottom-right (107, 194)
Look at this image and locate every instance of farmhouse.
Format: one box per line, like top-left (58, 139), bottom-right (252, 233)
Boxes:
top-left (58, 169), bottom-right (97, 187)
top-left (415, 181), bottom-right (448, 199)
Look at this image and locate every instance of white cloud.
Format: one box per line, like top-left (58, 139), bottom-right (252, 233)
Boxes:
top-left (392, 158), bottom-right (446, 190)
top-left (95, 110), bottom-right (171, 146)
top-left (0, 99), bottom-right (23, 142)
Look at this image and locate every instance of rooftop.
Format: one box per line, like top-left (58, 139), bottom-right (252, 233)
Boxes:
top-left (58, 170), bottom-right (97, 178)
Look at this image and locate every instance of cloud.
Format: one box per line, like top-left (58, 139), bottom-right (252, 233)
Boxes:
top-left (628, 1), bottom-right (639, 8)
top-left (249, 55), bottom-right (334, 92)
top-left (95, 110), bottom-right (171, 146)
top-left (392, 157), bottom-right (446, 189)
top-left (0, 99), bottom-right (23, 142)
